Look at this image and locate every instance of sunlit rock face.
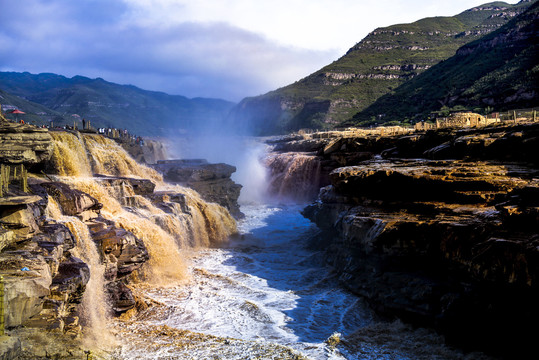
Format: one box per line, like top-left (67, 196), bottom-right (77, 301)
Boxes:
top-left (0, 122), bottom-right (53, 165)
top-left (300, 122), bottom-right (539, 358)
top-left (0, 127), bottom-right (238, 358)
top-left (0, 189), bottom-right (89, 335)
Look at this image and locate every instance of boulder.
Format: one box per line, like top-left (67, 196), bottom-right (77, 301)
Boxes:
top-left (0, 336), bottom-right (21, 360)
top-left (40, 182), bottom-right (102, 216)
top-left (90, 223), bottom-right (149, 277)
top-left (106, 281), bottom-right (136, 313)
top-left (50, 256), bottom-right (90, 304)
top-left (0, 199), bottom-right (41, 250)
top-left (0, 248), bottom-right (52, 327)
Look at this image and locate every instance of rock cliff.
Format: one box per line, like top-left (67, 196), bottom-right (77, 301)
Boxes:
top-left (0, 122), bottom-right (53, 166)
top-left (0, 123), bottom-right (239, 358)
top-left (269, 122), bottom-right (539, 358)
top-left (151, 159), bottom-right (244, 219)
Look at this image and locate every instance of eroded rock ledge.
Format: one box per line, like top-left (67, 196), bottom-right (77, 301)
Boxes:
top-left (297, 123), bottom-right (539, 358)
top-left (151, 159), bottom-right (244, 219)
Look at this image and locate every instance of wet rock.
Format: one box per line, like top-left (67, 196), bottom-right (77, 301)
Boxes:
top-left (106, 281), bottom-right (136, 313)
top-left (148, 191), bottom-right (190, 214)
top-left (87, 219), bottom-right (148, 313)
top-left (94, 174), bottom-right (156, 196)
top-left (40, 182), bottom-right (102, 217)
top-left (90, 222), bottom-right (149, 277)
top-left (50, 256), bottom-right (90, 304)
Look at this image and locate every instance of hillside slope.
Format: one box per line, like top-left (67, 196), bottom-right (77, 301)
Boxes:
top-left (351, 0), bottom-right (539, 125)
top-left (228, 1), bottom-right (534, 135)
top-left (0, 72), bottom-right (235, 136)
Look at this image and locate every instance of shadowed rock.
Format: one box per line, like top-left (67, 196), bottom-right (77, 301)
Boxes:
top-left (299, 123), bottom-right (539, 357)
top-left (152, 159), bottom-right (243, 218)
top-left (40, 182), bottom-right (102, 217)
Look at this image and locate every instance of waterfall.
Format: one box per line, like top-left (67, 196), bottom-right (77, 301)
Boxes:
top-left (265, 152), bottom-right (322, 202)
top-left (50, 132), bottom-right (92, 177)
top-left (45, 197), bottom-right (114, 348)
top-left (45, 131), bottom-right (238, 345)
top-left (82, 134), bottom-right (162, 182)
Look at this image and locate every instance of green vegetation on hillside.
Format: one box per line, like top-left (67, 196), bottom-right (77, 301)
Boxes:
top-left (350, 1), bottom-right (539, 126)
top-left (229, 1), bottom-right (536, 135)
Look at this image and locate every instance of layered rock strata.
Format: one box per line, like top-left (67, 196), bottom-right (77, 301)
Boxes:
top-left (277, 123), bottom-right (539, 357)
top-left (0, 183), bottom-right (90, 340)
top-left (152, 159), bottom-right (243, 218)
top-left (0, 122), bottom-right (53, 166)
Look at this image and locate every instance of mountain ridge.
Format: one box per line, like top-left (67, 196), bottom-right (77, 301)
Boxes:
top-left (228, 0), bottom-right (536, 135)
top-left (0, 72), bottom-right (235, 136)
top-left (351, 0), bottom-right (539, 125)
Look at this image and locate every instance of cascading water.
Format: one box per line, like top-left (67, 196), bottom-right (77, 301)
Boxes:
top-left (107, 139), bottom-right (488, 360)
top-left (265, 152), bottom-right (322, 202)
top-left (45, 197), bottom-right (114, 348)
top-left (45, 133), bottom-right (491, 359)
top-left (45, 131), bottom-right (237, 351)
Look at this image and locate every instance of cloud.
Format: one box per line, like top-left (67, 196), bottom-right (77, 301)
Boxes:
top-left (0, 0), bottom-right (336, 101)
top-left (0, 0), bottom-right (520, 101)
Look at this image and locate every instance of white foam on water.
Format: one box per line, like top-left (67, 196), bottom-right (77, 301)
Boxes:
top-left (113, 203), bottom-right (490, 360)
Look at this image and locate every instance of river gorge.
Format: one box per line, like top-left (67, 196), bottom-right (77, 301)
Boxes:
top-left (0, 121), bottom-right (537, 359)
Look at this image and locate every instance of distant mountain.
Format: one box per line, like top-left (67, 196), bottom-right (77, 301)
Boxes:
top-left (350, 0), bottom-right (539, 125)
top-left (0, 88), bottom-right (68, 125)
top-left (0, 72), bottom-right (235, 136)
top-left (228, 1), bottom-right (535, 135)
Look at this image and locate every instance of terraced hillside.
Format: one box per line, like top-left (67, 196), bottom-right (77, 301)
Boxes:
top-left (352, 0), bottom-right (539, 125)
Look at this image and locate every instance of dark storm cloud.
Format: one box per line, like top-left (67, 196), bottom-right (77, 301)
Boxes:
top-left (0, 0), bottom-right (335, 101)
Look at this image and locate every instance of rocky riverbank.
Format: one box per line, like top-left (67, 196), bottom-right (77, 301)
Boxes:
top-left (0, 123), bottom-right (240, 358)
top-left (269, 123), bottom-right (539, 358)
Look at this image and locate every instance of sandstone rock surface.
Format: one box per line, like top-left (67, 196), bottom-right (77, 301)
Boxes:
top-left (292, 123), bottom-right (539, 357)
top-left (0, 122), bottom-right (53, 165)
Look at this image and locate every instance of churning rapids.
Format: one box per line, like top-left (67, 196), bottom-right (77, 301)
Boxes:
top-left (112, 204), bottom-right (368, 359)
top-left (106, 139), bottom-right (489, 360)
top-left (111, 203), bottom-right (488, 360)
top-left (43, 134), bottom-right (489, 359)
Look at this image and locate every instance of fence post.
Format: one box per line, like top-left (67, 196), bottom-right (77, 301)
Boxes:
top-left (0, 165), bottom-right (4, 198)
top-left (20, 164), bottom-right (28, 193)
top-left (0, 275), bottom-right (5, 336)
top-left (0, 165), bottom-right (9, 197)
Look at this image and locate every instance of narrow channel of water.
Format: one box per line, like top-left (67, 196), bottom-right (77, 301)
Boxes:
top-left (111, 203), bottom-right (490, 359)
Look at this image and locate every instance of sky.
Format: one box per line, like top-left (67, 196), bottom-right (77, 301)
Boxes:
top-left (0, 0), bottom-right (520, 102)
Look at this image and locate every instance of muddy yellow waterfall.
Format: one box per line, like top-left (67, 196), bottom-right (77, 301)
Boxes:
top-left (45, 131), bottom-right (237, 350)
top-left (49, 131), bottom-right (236, 279)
